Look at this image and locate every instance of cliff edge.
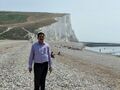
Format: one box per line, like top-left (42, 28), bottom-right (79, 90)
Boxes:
top-left (0, 11), bottom-right (78, 42)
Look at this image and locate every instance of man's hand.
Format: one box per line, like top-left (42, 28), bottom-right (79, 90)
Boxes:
top-left (49, 67), bottom-right (52, 73)
top-left (29, 68), bottom-right (32, 73)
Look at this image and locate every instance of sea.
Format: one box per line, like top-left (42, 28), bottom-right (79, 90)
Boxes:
top-left (85, 46), bottom-right (120, 56)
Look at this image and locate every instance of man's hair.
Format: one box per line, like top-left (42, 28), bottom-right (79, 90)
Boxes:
top-left (37, 32), bottom-right (45, 37)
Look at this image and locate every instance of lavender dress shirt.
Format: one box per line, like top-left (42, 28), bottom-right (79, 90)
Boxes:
top-left (28, 41), bottom-right (52, 68)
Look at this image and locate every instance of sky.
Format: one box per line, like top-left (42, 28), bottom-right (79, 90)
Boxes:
top-left (0, 0), bottom-right (120, 43)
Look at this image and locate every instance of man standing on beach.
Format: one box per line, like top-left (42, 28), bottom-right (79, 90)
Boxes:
top-left (28, 32), bottom-right (52, 90)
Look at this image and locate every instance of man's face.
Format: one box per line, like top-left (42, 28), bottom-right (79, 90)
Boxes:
top-left (38, 34), bottom-right (45, 42)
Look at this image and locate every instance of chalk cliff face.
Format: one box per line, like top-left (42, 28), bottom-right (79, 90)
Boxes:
top-left (36, 14), bottom-right (78, 42)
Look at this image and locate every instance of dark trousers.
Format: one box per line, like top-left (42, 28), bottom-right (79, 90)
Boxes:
top-left (34, 62), bottom-right (48, 90)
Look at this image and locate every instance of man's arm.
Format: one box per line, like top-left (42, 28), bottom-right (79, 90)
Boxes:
top-left (28, 45), bottom-right (34, 73)
top-left (47, 45), bottom-right (52, 73)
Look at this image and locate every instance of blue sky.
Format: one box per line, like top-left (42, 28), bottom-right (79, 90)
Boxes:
top-left (0, 0), bottom-right (120, 43)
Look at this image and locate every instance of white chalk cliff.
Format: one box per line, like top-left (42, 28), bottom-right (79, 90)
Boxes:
top-left (36, 14), bottom-right (78, 42)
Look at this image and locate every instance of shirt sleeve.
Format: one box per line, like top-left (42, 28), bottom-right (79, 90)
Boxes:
top-left (28, 45), bottom-right (34, 68)
top-left (47, 45), bottom-right (52, 67)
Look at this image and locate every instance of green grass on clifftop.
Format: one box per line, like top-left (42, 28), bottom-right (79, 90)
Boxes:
top-left (0, 12), bottom-right (28, 24)
top-left (0, 27), bottom-right (29, 40)
top-left (0, 27), bottom-right (7, 33)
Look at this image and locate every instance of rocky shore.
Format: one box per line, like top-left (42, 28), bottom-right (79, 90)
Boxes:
top-left (0, 40), bottom-right (120, 90)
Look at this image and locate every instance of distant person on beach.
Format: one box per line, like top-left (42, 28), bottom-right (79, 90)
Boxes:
top-left (28, 32), bottom-right (52, 90)
top-left (99, 49), bottom-right (101, 53)
top-left (58, 51), bottom-right (61, 55)
top-left (51, 51), bottom-right (55, 58)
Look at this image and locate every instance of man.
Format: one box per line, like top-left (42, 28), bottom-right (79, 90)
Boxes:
top-left (28, 32), bottom-right (52, 90)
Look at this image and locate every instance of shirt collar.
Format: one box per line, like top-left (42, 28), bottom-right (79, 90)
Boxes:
top-left (37, 41), bottom-right (45, 45)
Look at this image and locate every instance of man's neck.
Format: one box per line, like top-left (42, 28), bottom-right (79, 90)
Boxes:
top-left (38, 41), bottom-right (44, 44)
